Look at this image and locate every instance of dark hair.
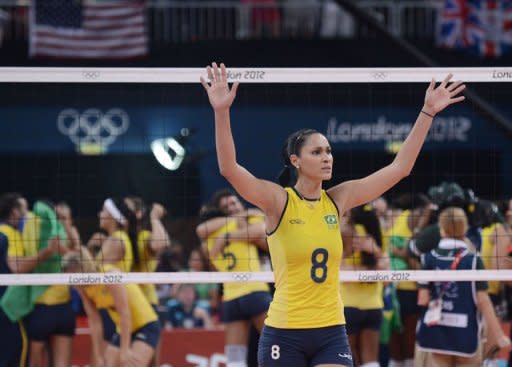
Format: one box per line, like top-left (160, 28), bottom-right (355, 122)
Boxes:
top-left (350, 205), bottom-right (382, 268)
top-left (0, 193), bottom-right (22, 221)
top-left (198, 205), bottom-right (225, 223)
top-left (211, 188), bottom-right (237, 209)
top-left (127, 196), bottom-right (151, 231)
top-left (111, 197), bottom-right (140, 268)
top-left (278, 129), bottom-right (320, 187)
top-left (391, 193), bottom-right (431, 211)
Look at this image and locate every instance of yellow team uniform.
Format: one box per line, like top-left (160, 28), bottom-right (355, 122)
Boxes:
top-left (266, 188), bottom-right (345, 329)
top-left (20, 214), bottom-right (70, 305)
top-left (208, 216), bottom-right (269, 302)
top-left (1, 224), bottom-right (29, 367)
top-left (97, 230), bottom-right (133, 272)
top-left (340, 224), bottom-right (383, 310)
top-left (84, 281), bottom-right (158, 332)
top-left (132, 230), bottom-right (158, 305)
top-left (384, 210), bottom-right (415, 291)
top-left (481, 223), bottom-right (500, 297)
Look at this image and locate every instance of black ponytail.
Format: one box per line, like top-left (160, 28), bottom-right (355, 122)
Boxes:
top-left (350, 205), bottom-right (382, 269)
top-left (112, 197), bottom-right (140, 269)
top-left (277, 129), bottom-right (319, 187)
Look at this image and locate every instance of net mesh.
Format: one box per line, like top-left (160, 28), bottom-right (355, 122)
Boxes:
top-left (0, 67), bottom-right (511, 286)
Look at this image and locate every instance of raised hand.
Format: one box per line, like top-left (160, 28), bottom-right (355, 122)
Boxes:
top-left (201, 62), bottom-right (239, 111)
top-left (423, 74), bottom-right (465, 116)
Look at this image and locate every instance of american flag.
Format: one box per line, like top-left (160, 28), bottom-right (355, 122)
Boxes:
top-left (438, 0), bottom-right (512, 57)
top-left (29, 0), bottom-right (147, 59)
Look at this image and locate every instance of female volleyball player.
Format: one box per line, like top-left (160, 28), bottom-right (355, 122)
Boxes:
top-left (340, 206), bottom-right (388, 367)
top-left (201, 62), bottom-right (465, 367)
top-left (125, 197), bottom-right (170, 367)
top-left (196, 189), bottom-right (271, 367)
top-left (62, 248), bottom-right (160, 367)
top-left (93, 198), bottom-right (139, 358)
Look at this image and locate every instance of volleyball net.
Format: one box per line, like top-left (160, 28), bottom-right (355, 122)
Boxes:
top-left (0, 66), bottom-right (511, 286)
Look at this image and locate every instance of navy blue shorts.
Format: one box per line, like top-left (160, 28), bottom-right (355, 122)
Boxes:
top-left (100, 308), bottom-right (116, 342)
top-left (258, 324), bottom-right (353, 367)
top-left (0, 309), bottom-right (26, 367)
top-left (397, 289), bottom-right (419, 317)
top-left (221, 291), bottom-right (272, 323)
top-left (111, 321), bottom-right (161, 349)
top-left (344, 308), bottom-right (383, 335)
top-left (25, 303), bottom-right (75, 341)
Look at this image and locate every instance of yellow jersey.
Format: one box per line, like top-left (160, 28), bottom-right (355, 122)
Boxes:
top-left (84, 282), bottom-right (157, 332)
top-left (97, 230), bottom-right (133, 272)
top-left (208, 217), bottom-right (269, 301)
top-left (266, 188), bottom-right (345, 329)
top-left (3, 219), bottom-right (70, 305)
top-left (384, 210), bottom-right (415, 291)
top-left (340, 224), bottom-right (383, 310)
top-left (481, 223), bottom-right (500, 296)
top-left (132, 230), bottom-right (158, 305)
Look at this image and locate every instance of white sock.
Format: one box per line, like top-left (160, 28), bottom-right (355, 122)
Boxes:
top-left (226, 363), bottom-right (247, 367)
top-left (388, 360), bottom-right (404, 367)
top-left (403, 359), bottom-right (414, 367)
top-left (360, 362), bottom-right (380, 367)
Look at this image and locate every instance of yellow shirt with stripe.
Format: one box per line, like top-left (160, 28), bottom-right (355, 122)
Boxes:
top-left (384, 210), bottom-right (415, 291)
top-left (23, 214), bottom-right (70, 305)
top-left (266, 188), bottom-right (345, 329)
top-left (132, 230), bottom-right (158, 305)
top-left (97, 230), bottom-right (133, 273)
top-left (481, 223), bottom-right (500, 296)
top-left (208, 217), bottom-right (269, 302)
top-left (84, 265), bottom-right (157, 332)
top-left (3, 219), bottom-right (70, 305)
top-left (340, 224), bottom-right (384, 310)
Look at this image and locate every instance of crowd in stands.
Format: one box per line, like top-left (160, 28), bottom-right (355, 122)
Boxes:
top-left (1, 182), bottom-right (512, 366)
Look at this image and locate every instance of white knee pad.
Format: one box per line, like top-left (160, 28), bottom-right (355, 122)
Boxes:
top-left (225, 344), bottom-right (248, 367)
top-left (388, 360), bottom-right (404, 367)
top-left (360, 362), bottom-right (380, 367)
top-left (403, 359), bottom-right (414, 367)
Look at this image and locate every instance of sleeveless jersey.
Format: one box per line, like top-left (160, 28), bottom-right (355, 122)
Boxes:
top-left (97, 230), bottom-right (133, 272)
top-left (0, 224), bottom-right (24, 298)
top-left (481, 223), bottom-right (500, 296)
top-left (416, 246), bottom-right (481, 356)
top-left (84, 275), bottom-right (157, 332)
top-left (265, 188), bottom-right (345, 328)
top-left (340, 224), bottom-right (383, 310)
top-left (132, 230), bottom-right (158, 305)
top-left (385, 210), bottom-right (415, 291)
top-left (208, 217), bottom-right (269, 301)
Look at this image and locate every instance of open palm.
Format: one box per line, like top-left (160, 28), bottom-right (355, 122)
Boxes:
top-left (424, 74), bottom-right (465, 115)
top-left (201, 62), bottom-right (239, 111)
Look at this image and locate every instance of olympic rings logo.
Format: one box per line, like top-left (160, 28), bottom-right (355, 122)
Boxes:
top-left (57, 108), bottom-right (130, 149)
top-left (231, 273), bottom-right (252, 282)
top-left (82, 71), bottom-right (101, 80)
top-left (371, 72), bottom-right (388, 80)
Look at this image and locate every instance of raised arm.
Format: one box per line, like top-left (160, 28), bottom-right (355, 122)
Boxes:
top-left (328, 75), bottom-right (465, 212)
top-left (201, 63), bottom-right (286, 218)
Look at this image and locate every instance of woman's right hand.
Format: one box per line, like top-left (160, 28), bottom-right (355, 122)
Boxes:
top-left (201, 62), bottom-right (239, 112)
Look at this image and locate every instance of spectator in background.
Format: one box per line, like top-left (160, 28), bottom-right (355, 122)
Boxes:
top-left (373, 196), bottom-right (392, 233)
top-left (187, 248), bottom-right (220, 314)
top-left (166, 284), bottom-right (213, 330)
top-left (282, 0), bottom-right (320, 38)
top-left (240, 0), bottom-right (280, 38)
top-left (416, 207), bottom-right (510, 366)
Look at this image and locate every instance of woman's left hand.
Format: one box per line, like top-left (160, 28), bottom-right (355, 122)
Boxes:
top-left (423, 74), bottom-right (465, 116)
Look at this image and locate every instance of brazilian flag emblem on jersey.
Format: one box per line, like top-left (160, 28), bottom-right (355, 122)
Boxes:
top-left (324, 215), bottom-right (338, 229)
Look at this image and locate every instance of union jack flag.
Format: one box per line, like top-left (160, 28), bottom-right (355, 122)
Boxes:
top-left (438, 0), bottom-right (512, 57)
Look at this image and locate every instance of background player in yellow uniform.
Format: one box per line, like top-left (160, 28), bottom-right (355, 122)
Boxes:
top-left (201, 62), bottom-right (465, 367)
top-left (62, 248), bottom-right (160, 367)
top-left (197, 189), bottom-right (271, 367)
top-left (341, 206), bottom-right (388, 367)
